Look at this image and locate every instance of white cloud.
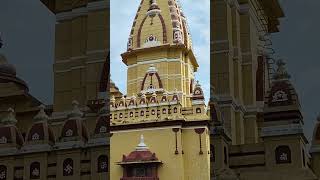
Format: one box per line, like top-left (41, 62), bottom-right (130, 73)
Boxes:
top-left (111, 0), bottom-right (210, 101)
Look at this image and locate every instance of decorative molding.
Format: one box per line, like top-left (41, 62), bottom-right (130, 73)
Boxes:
top-left (56, 0), bottom-right (109, 21)
top-left (127, 58), bottom-right (184, 68)
top-left (87, 0), bottom-right (109, 12)
top-left (261, 124), bottom-right (304, 137)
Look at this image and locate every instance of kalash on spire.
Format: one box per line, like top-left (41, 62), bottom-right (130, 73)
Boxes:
top-left (110, 1), bottom-right (210, 180)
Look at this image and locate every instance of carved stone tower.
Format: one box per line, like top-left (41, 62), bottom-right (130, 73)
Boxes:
top-left (40, 0), bottom-right (109, 112)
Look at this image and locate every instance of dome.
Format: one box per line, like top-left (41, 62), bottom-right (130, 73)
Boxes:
top-left (310, 115), bottom-right (320, 153)
top-left (0, 108), bottom-right (24, 147)
top-left (0, 54), bottom-right (28, 91)
top-left (264, 60), bottom-right (300, 108)
top-left (25, 105), bottom-right (55, 144)
top-left (313, 115), bottom-right (320, 142)
top-left (121, 135), bottom-right (160, 163)
top-left (192, 81), bottom-right (205, 101)
top-left (0, 54), bottom-right (16, 76)
top-left (61, 101), bottom-right (88, 141)
top-left (94, 116), bottom-right (108, 134)
top-left (263, 60), bottom-right (302, 122)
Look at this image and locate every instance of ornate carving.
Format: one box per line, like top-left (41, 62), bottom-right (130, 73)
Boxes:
top-left (30, 162), bottom-right (40, 179)
top-left (0, 137), bottom-right (7, 144)
top-left (65, 129), bottom-right (73, 137)
top-left (275, 145), bottom-right (291, 164)
top-left (98, 155), bottom-right (108, 172)
top-left (173, 30), bottom-right (183, 44)
top-left (63, 158), bottom-right (73, 176)
top-left (32, 133), bottom-right (40, 141)
top-left (127, 36), bottom-right (133, 50)
top-left (0, 165), bottom-right (6, 180)
top-left (272, 90), bottom-right (288, 102)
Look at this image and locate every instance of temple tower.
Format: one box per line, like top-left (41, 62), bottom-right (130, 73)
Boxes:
top-left (211, 0), bottom-right (284, 145)
top-left (122, 0), bottom-right (198, 107)
top-left (110, 1), bottom-right (210, 180)
top-left (40, 0), bottom-right (109, 112)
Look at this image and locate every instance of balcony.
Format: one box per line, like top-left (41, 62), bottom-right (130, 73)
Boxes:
top-left (121, 177), bottom-right (159, 180)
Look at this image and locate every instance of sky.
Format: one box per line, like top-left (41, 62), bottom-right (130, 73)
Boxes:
top-left (110, 0), bottom-right (210, 102)
top-left (0, 0), bottom-right (318, 142)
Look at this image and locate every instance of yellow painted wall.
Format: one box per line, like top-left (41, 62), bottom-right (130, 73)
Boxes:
top-left (111, 127), bottom-right (210, 180)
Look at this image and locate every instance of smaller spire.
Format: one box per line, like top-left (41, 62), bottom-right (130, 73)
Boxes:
top-left (111, 95), bottom-right (115, 102)
top-left (136, 135), bottom-right (149, 151)
top-left (33, 105), bottom-right (49, 122)
top-left (273, 59), bottom-right (291, 80)
top-left (2, 108), bottom-right (17, 125)
top-left (195, 80), bottom-right (201, 87)
top-left (99, 98), bottom-right (108, 115)
top-left (68, 100), bottom-right (83, 119)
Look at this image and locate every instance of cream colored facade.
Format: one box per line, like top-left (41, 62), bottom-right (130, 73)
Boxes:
top-left (211, 0), bottom-right (320, 179)
top-left (0, 0), bottom-right (109, 180)
top-left (110, 0), bottom-right (210, 180)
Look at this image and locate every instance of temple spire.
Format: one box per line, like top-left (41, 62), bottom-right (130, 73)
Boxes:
top-left (68, 100), bottom-right (83, 119)
top-left (33, 105), bottom-right (49, 122)
top-left (1, 108), bottom-right (17, 125)
top-left (136, 135), bottom-right (149, 151)
top-left (273, 59), bottom-right (291, 80)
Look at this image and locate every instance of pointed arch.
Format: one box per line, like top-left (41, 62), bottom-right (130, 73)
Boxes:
top-left (141, 71), bottom-right (163, 91)
top-left (137, 14), bottom-right (167, 48)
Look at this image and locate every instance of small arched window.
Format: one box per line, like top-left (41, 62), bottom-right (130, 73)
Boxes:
top-left (63, 158), bottom-right (73, 176)
top-left (173, 107), bottom-right (177, 113)
top-left (98, 155), bottom-right (108, 173)
top-left (141, 111), bottom-right (144, 116)
top-left (275, 145), bottom-right (291, 164)
top-left (30, 162), bottom-right (40, 179)
top-left (196, 108), bottom-right (201, 113)
top-left (151, 109), bottom-right (156, 115)
top-left (119, 113), bottom-right (123, 118)
top-left (109, 114), bottom-right (112, 119)
top-left (0, 165), bottom-right (7, 180)
top-left (162, 108), bottom-right (166, 114)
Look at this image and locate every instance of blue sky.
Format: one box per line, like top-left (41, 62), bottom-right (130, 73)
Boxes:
top-left (110, 0), bottom-right (210, 101)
